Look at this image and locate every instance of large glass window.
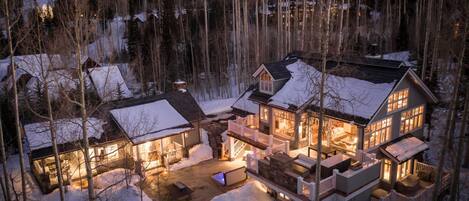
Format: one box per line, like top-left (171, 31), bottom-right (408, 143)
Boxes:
top-left (260, 105), bottom-right (269, 123)
top-left (272, 108), bottom-right (295, 139)
top-left (364, 117), bottom-right (392, 150)
top-left (382, 159), bottom-right (392, 183)
top-left (388, 89), bottom-right (409, 112)
top-left (105, 144), bottom-right (119, 161)
top-left (400, 105), bottom-right (424, 134)
top-left (259, 71), bottom-right (273, 94)
top-left (397, 160), bottom-right (413, 180)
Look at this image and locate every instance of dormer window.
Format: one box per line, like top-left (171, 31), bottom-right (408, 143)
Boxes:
top-left (259, 71), bottom-right (273, 94)
top-left (387, 88), bottom-right (409, 113)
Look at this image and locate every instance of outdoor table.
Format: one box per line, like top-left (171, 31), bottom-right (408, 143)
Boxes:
top-left (308, 144), bottom-right (337, 159)
top-left (290, 163), bottom-right (310, 178)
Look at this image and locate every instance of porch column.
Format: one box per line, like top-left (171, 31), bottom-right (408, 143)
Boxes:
top-left (182, 133), bottom-right (188, 158)
top-left (228, 136), bottom-right (234, 160)
top-left (357, 126), bottom-right (364, 151)
top-left (293, 113), bottom-right (301, 149)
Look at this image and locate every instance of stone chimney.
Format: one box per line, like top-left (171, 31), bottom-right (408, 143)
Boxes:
top-left (173, 79), bottom-right (187, 92)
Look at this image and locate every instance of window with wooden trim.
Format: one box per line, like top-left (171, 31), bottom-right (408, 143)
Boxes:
top-left (272, 108), bottom-right (295, 139)
top-left (259, 71), bottom-right (273, 94)
top-left (364, 117), bottom-right (392, 150)
top-left (260, 105), bottom-right (269, 123)
top-left (387, 89), bottom-right (409, 112)
top-left (397, 160), bottom-right (413, 180)
top-left (400, 105), bottom-right (424, 134)
top-left (382, 159), bottom-right (392, 183)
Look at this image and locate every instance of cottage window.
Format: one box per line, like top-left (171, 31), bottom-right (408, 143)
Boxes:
top-left (382, 159), bottom-right (392, 183)
top-left (387, 89), bottom-right (409, 113)
top-left (272, 108), bottom-right (295, 139)
top-left (397, 160), bottom-right (413, 180)
top-left (364, 117), bottom-right (392, 150)
top-left (106, 144), bottom-right (119, 161)
top-left (260, 105), bottom-right (270, 123)
top-left (400, 105), bottom-right (424, 134)
top-left (259, 71), bottom-right (273, 94)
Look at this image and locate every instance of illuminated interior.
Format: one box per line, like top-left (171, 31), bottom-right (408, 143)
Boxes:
top-left (364, 117), bottom-right (392, 150)
top-left (328, 118), bottom-right (358, 155)
top-left (272, 108), bottom-right (295, 140)
top-left (397, 159), bottom-right (413, 180)
top-left (133, 135), bottom-right (184, 170)
top-left (400, 105), bottom-right (424, 134)
top-left (382, 159), bottom-right (392, 183)
top-left (260, 105), bottom-right (269, 123)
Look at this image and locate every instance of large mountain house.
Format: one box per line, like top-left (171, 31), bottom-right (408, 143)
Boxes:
top-left (228, 54), bottom-right (449, 201)
top-left (24, 90), bottom-right (205, 193)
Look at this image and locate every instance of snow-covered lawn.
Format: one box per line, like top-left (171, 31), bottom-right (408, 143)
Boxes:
top-left (198, 98), bottom-right (237, 115)
top-left (211, 181), bottom-right (273, 201)
top-left (169, 144), bottom-right (213, 171)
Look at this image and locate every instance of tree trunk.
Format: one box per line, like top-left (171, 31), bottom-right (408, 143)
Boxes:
top-left (4, 0), bottom-right (27, 200)
top-left (301, 0), bottom-right (307, 51)
top-left (0, 111), bottom-right (10, 201)
top-left (432, 20), bottom-right (468, 201)
top-left (430, 0), bottom-right (443, 79)
top-left (337, 0), bottom-right (345, 56)
top-left (315, 1), bottom-right (331, 201)
top-left (421, 0), bottom-right (433, 80)
top-left (255, 0), bottom-right (260, 67)
top-left (449, 86), bottom-right (469, 201)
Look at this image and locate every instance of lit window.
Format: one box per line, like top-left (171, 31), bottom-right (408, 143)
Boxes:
top-left (400, 105), bottom-right (424, 134)
top-left (364, 117), bottom-right (392, 150)
top-left (260, 105), bottom-right (270, 123)
top-left (397, 160), bottom-right (413, 180)
top-left (272, 108), bottom-right (295, 139)
top-left (387, 89), bottom-right (409, 112)
top-left (106, 144), bottom-right (119, 160)
top-left (259, 71), bottom-right (273, 94)
top-left (382, 159), bottom-right (392, 183)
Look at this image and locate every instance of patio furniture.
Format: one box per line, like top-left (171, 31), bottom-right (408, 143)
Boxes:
top-left (294, 154), bottom-right (316, 170)
top-left (309, 144), bottom-right (337, 159)
top-left (396, 174), bottom-right (420, 195)
top-left (168, 181), bottom-right (193, 201)
top-left (291, 163), bottom-right (310, 178)
top-left (371, 188), bottom-right (390, 199)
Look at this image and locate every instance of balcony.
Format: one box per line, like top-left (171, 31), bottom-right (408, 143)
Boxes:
top-left (373, 161), bottom-right (451, 201)
top-left (246, 151), bottom-right (381, 201)
top-left (227, 118), bottom-right (290, 159)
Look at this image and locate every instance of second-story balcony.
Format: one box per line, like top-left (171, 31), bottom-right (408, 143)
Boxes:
top-left (226, 117), bottom-right (290, 159)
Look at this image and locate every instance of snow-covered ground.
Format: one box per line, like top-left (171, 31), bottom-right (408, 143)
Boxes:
top-left (0, 154), bottom-right (151, 201)
top-left (211, 181), bottom-right (273, 201)
top-left (424, 64), bottom-right (469, 200)
top-left (169, 130), bottom-right (213, 171)
top-left (198, 98), bottom-right (237, 115)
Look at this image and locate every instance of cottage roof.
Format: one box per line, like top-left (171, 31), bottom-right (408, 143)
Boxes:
top-left (88, 65), bottom-right (132, 102)
top-left (379, 135), bottom-right (428, 164)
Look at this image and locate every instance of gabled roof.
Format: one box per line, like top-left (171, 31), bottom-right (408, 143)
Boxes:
top-left (110, 99), bottom-right (192, 144)
top-left (231, 84), bottom-right (260, 116)
top-left (252, 59), bottom-right (297, 80)
top-left (88, 65), bottom-right (132, 102)
top-left (247, 54), bottom-right (437, 125)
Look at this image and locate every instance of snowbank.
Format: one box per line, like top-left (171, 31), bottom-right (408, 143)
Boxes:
top-left (170, 144), bottom-right (213, 171)
top-left (211, 181), bottom-right (273, 201)
top-left (199, 98), bottom-right (237, 115)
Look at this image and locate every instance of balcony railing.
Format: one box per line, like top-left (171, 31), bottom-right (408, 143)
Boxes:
top-left (228, 119), bottom-right (290, 154)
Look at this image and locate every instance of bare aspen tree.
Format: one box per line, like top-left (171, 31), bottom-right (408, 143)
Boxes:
top-left (3, 0), bottom-right (27, 200)
top-left (449, 86), bottom-right (469, 201)
top-left (432, 19), bottom-right (468, 201)
top-left (337, 0), bottom-right (345, 56)
top-left (204, 0), bottom-right (210, 74)
top-left (0, 112), bottom-right (10, 201)
top-left (256, 0), bottom-right (260, 67)
top-left (421, 0), bottom-right (433, 80)
top-left (430, 0), bottom-right (444, 79)
top-left (315, 1), bottom-right (331, 201)
top-left (301, 0), bottom-right (307, 51)
top-left (277, 0), bottom-right (282, 58)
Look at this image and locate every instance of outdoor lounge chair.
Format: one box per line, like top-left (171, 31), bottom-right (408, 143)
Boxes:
top-left (294, 154), bottom-right (316, 170)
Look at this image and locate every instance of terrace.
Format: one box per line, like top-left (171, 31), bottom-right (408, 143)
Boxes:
top-left (372, 161), bottom-right (451, 201)
top-left (227, 117), bottom-right (290, 159)
top-left (246, 150), bottom-right (381, 201)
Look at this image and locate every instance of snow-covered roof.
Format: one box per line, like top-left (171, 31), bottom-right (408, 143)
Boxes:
top-left (232, 87), bottom-right (259, 115)
top-left (88, 65), bottom-right (132, 102)
top-left (24, 118), bottom-right (105, 151)
top-left (268, 60), bottom-right (396, 120)
top-left (110, 99), bottom-right (192, 144)
top-left (382, 136), bottom-right (428, 163)
top-left (25, 69), bottom-right (78, 100)
top-left (366, 51), bottom-right (415, 66)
